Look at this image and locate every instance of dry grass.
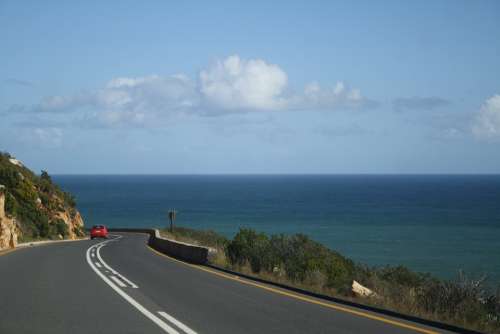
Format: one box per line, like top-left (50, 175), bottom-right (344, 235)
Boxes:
top-left (217, 260), bottom-right (500, 333)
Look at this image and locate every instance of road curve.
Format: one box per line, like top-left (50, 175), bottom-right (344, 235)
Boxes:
top-left (0, 233), bottom-right (453, 334)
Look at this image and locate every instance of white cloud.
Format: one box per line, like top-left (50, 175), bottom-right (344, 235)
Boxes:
top-left (472, 94), bottom-right (500, 139)
top-left (93, 74), bottom-right (198, 126)
top-left (298, 81), bottom-right (373, 110)
top-left (199, 56), bottom-right (374, 112)
top-left (200, 55), bottom-right (288, 111)
top-left (8, 55), bottom-right (375, 127)
top-left (34, 74), bottom-right (198, 126)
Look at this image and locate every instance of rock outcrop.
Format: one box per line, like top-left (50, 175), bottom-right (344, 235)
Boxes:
top-left (352, 280), bottom-right (377, 297)
top-left (0, 152), bottom-right (85, 247)
top-left (55, 209), bottom-right (84, 240)
top-left (0, 186), bottom-right (18, 250)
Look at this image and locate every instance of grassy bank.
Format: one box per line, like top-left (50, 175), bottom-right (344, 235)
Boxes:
top-left (160, 226), bottom-right (500, 333)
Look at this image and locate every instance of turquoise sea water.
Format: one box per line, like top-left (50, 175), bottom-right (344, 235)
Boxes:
top-left (54, 175), bottom-right (500, 285)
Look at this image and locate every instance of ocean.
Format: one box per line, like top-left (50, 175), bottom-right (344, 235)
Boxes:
top-left (54, 175), bottom-right (500, 285)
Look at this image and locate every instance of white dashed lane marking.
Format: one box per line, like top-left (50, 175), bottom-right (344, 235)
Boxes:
top-left (158, 311), bottom-right (198, 334)
top-left (95, 242), bottom-right (138, 288)
top-left (110, 275), bottom-right (127, 288)
top-left (86, 235), bottom-right (199, 334)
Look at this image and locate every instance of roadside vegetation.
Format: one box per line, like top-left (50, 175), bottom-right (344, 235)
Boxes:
top-left (162, 226), bottom-right (500, 333)
top-left (0, 152), bottom-right (86, 241)
top-left (160, 226), bottom-right (228, 249)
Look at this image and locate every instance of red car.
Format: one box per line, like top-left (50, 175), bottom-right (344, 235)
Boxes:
top-left (90, 225), bottom-right (108, 239)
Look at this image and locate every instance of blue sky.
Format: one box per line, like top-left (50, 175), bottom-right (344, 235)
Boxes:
top-left (1, 0), bottom-right (499, 174)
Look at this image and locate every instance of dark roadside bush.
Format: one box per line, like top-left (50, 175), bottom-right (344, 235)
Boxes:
top-left (225, 228), bottom-right (270, 272)
top-left (414, 273), bottom-right (500, 329)
top-left (353, 264), bottom-right (500, 332)
top-left (55, 219), bottom-right (69, 237)
top-left (37, 216), bottom-right (50, 238)
top-left (0, 167), bottom-right (22, 190)
top-left (377, 265), bottom-right (429, 287)
top-left (4, 191), bottom-right (18, 216)
top-left (225, 228), bottom-right (355, 292)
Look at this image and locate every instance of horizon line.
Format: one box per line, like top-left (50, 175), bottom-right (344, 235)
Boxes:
top-left (51, 173), bottom-right (500, 176)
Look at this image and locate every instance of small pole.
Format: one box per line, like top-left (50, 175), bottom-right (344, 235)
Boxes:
top-left (168, 209), bottom-right (177, 233)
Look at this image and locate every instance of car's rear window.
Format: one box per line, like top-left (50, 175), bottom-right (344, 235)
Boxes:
top-left (92, 225), bottom-right (105, 229)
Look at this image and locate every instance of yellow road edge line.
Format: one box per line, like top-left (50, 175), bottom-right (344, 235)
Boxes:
top-left (147, 245), bottom-right (439, 334)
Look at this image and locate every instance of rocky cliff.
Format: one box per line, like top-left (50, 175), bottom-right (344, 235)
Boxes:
top-left (0, 152), bottom-right (85, 251)
top-left (0, 186), bottom-right (18, 249)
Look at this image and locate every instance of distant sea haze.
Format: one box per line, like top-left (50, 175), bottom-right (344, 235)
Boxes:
top-left (55, 174), bottom-right (500, 285)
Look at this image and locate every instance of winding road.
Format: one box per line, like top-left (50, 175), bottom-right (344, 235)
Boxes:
top-left (0, 233), bottom-right (453, 334)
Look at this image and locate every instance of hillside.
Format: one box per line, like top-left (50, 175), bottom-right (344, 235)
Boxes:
top-left (0, 152), bottom-right (85, 250)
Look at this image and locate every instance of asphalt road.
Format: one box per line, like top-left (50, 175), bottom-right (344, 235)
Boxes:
top-left (0, 233), bottom-right (453, 334)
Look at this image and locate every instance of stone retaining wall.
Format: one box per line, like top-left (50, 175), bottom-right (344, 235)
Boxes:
top-left (108, 228), bottom-right (209, 264)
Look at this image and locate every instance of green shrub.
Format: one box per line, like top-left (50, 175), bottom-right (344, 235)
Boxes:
top-left (4, 191), bottom-right (18, 216)
top-left (226, 228), bottom-right (355, 291)
top-left (0, 168), bottom-right (21, 189)
top-left (226, 228), bottom-right (263, 267)
top-left (377, 265), bottom-right (429, 287)
top-left (38, 217), bottom-right (50, 238)
top-left (325, 254), bottom-right (355, 293)
top-left (40, 170), bottom-right (52, 183)
top-left (55, 219), bottom-right (69, 237)
top-left (414, 273), bottom-right (499, 326)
